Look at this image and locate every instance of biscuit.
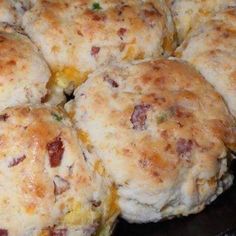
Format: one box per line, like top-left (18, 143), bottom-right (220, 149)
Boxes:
top-left (69, 59), bottom-right (236, 223)
top-left (169, 0), bottom-right (236, 43)
top-left (0, 25), bottom-right (50, 111)
top-left (176, 8), bottom-right (236, 117)
top-left (0, 106), bottom-right (119, 235)
top-left (23, 0), bottom-right (175, 101)
top-left (0, 0), bottom-right (18, 24)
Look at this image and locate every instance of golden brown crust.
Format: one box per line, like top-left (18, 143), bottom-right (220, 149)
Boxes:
top-left (0, 25), bottom-right (50, 110)
top-left (169, 0), bottom-right (236, 43)
top-left (71, 59), bottom-right (235, 222)
top-left (176, 8), bottom-right (236, 119)
top-left (22, 0), bottom-right (176, 105)
top-left (0, 0), bottom-right (18, 24)
top-left (0, 106), bottom-right (118, 235)
top-left (23, 0), bottom-right (175, 77)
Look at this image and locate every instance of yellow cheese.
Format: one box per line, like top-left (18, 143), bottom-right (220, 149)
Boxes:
top-left (123, 45), bottom-right (136, 60)
top-left (62, 200), bottom-right (99, 226)
top-left (77, 129), bottom-right (90, 145)
top-left (77, 129), bottom-right (94, 152)
top-left (47, 67), bottom-right (89, 90)
top-left (38, 230), bottom-right (50, 236)
top-left (163, 33), bottom-right (176, 54)
top-left (106, 184), bottom-right (119, 219)
top-left (94, 160), bottom-right (106, 176)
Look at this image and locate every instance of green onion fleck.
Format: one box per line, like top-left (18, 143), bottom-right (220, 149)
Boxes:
top-left (156, 113), bottom-right (168, 124)
top-left (51, 112), bottom-right (63, 122)
top-left (92, 2), bottom-right (102, 10)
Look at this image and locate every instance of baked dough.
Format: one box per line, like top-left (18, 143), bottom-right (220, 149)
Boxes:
top-left (0, 24), bottom-right (50, 111)
top-left (176, 8), bottom-right (236, 117)
top-left (0, 106), bottom-right (119, 235)
top-left (0, 0), bottom-right (34, 25)
top-left (168, 0), bottom-right (236, 43)
top-left (0, 0), bottom-right (18, 24)
top-left (68, 59), bottom-right (236, 223)
top-left (22, 0), bottom-right (175, 100)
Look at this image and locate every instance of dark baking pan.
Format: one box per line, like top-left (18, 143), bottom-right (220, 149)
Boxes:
top-left (113, 161), bottom-right (236, 236)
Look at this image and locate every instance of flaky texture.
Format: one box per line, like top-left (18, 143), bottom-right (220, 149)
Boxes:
top-left (12, 0), bottom-right (36, 17)
top-left (0, 0), bottom-right (18, 24)
top-left (0, 24), bottom-right (50, 111)
top-left (176, 8), bottom-right (236, 118)
top-left (0, 0), bottom-right (34, 25)
top-left (168, 0), bottom-right (236, 43)
top-left (69, 59), bottom-right (236, 223)
top-left (0, 106), bottom-right (119, 236)
top-left (22, 0), bottom-right (175, 98)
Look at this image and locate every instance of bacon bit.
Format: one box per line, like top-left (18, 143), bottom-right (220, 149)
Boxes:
top-left (152, 171), bottom-right (160, 177)
top-left (0, 36), bottom-right (5, 43)
top-left (0, 229), bottom-right (8, 236)
top-left (85, 9), bottom-right (106, 21)
top-left (176, 138), bottom-right (193, 156)
top-left (170, 106), bottom-right (191, 118)
top-left (0, 113), bottom-right (9, 121)
top-left (117, 28), bottom-right (127, 39)
top-left (53, 175), bottom-right (70, 195)
top-left (77, 30), bottom-right (83, 36)
top-left (174, 108), bottom-right (185, 118)
top-left (47, 136), bottom-right (64, 168)
top-left (141, 5), bottom-right (162, 27)
top-left (107, 79), bottom-right (119, 88)
top-left (165, 144), bottom-right (171, 152)
top-left (130, 104), bottom-right (151, 130)
top-left (50, 228), bottom-right (67, 236)
top-left (138, 159), bottom-right (148, 168)
top-left (91, 46), bottom-right (100, 56)
top-left (177, 121), bottom-right (184, 128)
top-left (41, 93), bottom-right (49, 103)
top-left (144, 8), bottom-right (162, 18)
top-left (91, 200), bottom-right (101, 207)
top-left (91, 13), bottom-right (106, 21)
top-left (103, 75), bottom-right (119, 88)
top-left (93, 15), bottom-right (100, 20)
top-left (8, 155), bottom-right (26, 167)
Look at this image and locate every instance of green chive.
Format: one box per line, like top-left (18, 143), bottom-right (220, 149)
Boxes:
top-left (51, 112), bottom-right (63, 122)
top-left (156, 113), bottom-right (168, 124)
top-left (92, 2), bottom-right (102, 10)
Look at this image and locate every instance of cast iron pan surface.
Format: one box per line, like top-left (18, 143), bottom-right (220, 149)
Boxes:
top-left (113, 161), bottom-right (236, 236)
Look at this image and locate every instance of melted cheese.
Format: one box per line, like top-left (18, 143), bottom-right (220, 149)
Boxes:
top-left (123, 45), bottom-right (136, 60)
top-left (163, 34), bottom-right (176, 54)
top-left (47, 67), bottom-right (89, 90)
top-left (61, 200), bottom-right (99, 226)
top-left (77, 129), bottom-right (90, 145)
top-left (77, 129), bottom-right (94, 152)
top-left (38, 230), bottom-right (50, 236)
top-left (106, 184), bottom-right (119, 219)
top-left (94, 160), bottom-right (106, 176)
